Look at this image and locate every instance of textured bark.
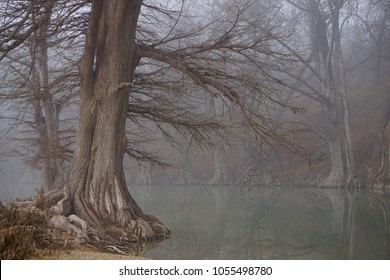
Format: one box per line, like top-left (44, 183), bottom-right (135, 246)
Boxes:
top-left (56, 0), bottom-right (170, 241)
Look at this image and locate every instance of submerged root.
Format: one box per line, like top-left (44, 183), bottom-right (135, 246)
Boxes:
top-left (122, 213), bottom-right (171, 242)
top-left (105, 245), bottom-right (127, 255)
top-left (144, 214), bottom-right (171, 238)
top-left (115, 207), bottom-right (171, 242)
top-left (127, 218), bottom-right (154, 241)
top-left (122, 216), bottom-right (170, 242)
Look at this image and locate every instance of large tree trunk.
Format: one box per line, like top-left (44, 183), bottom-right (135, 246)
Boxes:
top-left (311, 0), bottom-right (355, 188)
top-left (319, 66), bottom-right (346, 187)
top-left (373, 99), bottom-right (390, 188)
top-left (56, 0), bottom-right (170, 241)
top-left (332, 6), bottom-right (356, 185)
top-left (321, 124), bottom-right (345, 187)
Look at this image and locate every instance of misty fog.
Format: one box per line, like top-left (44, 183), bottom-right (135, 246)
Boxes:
top-left (0, 0), bottom-right (389, 259)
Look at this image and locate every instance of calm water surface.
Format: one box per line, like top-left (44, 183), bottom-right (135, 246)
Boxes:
top-left (129, 185), bottom-right (390, 259)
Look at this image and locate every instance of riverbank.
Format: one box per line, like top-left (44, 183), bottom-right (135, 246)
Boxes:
top-left (0, 202), bottom-right (147, 260)
top-left (42, 248), bottom-right (146, 260)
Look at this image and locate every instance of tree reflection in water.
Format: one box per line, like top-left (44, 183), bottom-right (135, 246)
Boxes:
top-left (129, 184), bottom-right (390, 259)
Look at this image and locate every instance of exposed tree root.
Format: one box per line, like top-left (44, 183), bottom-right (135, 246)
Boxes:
top-left (33, 190), bottom-right (170, 256)
top-left (105, 245), bottom-right (127, 255)
top-left (2, 188), bottom-right (170, 258)
top-left (49, 215), bottom-right (90, 244)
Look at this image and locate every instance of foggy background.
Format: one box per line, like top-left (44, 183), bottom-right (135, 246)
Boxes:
top-left (1, 0), bottom-right (389, 200)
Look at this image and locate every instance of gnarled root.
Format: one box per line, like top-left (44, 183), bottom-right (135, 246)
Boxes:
top-left (49, 215), bottom-right (90, 244)
top-left (123, 214), bottom-right (171, 242)
top-left (37, 189), bottom-right (171, 255)
top-left (48, 210), bottom-right (170, 255)
top-left (144, 214), bottom-right (171, 239)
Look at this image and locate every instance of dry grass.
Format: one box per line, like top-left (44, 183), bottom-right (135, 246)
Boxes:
top-left (0, 202), bottom-right (146, 260)
top-left (0, 204), bottom-right (63, 259)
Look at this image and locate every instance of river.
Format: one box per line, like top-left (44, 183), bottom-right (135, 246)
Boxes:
top-left (128, 184), bottom-right (390, 259)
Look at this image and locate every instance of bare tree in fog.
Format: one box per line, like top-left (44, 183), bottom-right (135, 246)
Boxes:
top-left (351, 0), bottom-right (390, 188)
top-left (0, 0), bottom-right (84, 192)
top-left (0, 0), bottom-right (303, 243)
top-left (354, 0), bottom-right (390, 84)
top-left (126, 0), bottom-right (301, 186)
top-left (273, 0), bottom-right (356, 187)
top-left (70, 0), bottom-right (298, 241)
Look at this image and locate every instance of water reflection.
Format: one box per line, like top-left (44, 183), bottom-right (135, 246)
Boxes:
top-left (129, 185), bottom-right (390, 259)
